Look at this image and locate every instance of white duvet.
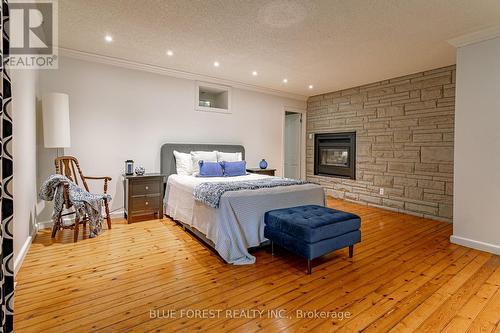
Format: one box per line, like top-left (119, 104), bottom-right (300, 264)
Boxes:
top-left (164, 173), bottom-right (325, 264)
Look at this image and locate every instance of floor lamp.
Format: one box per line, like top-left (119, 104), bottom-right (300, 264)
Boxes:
top-left (42, 93), bottom-right (71, 157)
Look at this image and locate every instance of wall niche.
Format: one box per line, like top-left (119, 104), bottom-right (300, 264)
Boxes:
top-left (195, 82), bottom-right (231, 114)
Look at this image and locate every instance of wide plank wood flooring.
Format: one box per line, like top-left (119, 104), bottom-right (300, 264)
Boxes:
top-left (14, 198), bottom-right (500, 332)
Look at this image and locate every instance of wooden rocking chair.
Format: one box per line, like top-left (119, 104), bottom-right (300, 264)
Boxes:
top-left (52, 156), bottom-right (112, 242)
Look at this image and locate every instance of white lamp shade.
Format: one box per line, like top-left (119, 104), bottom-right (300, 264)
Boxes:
top-left (42, 93), bottom-right (71, 148)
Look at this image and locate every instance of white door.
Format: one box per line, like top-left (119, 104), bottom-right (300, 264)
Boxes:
top-left (284, 113), bottom-right (302, 179)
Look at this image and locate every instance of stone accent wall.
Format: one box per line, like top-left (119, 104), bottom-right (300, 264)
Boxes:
top-left (306, 65), bottom-right (455, 222)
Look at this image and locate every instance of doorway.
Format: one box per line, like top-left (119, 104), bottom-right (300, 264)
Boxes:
top-left (284, 111), bottom-right (302, 179)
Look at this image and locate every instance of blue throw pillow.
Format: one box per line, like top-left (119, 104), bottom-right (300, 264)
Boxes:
top-left (222, 160), bottom-right (247, 177)
top-left (198, 161), bottom-right (224, 177)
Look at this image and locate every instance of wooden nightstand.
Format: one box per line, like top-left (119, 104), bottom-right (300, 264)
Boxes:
top-left (123, 173), bottom-right (165, 223)
top-left (246, 168), bottom-right (276, 176)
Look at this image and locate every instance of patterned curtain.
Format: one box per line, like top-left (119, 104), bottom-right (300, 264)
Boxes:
top-left (0, 0), bottom-right (13, 331)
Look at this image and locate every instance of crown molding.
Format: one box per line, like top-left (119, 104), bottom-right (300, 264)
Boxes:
top-left (57, 48), bottom-right (307, 101)
top-left (448, 25), bottom-right (500, 48)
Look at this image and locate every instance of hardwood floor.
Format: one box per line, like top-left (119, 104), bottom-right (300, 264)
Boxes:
top-left (14, 198), bottom-right (499, 332)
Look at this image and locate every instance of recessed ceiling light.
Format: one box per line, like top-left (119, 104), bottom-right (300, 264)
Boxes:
top-left (308, 84), bottom-right (314, 89)
top-left (283, 78), bottom-right (288, 83)
top-left (252, 71), bottom-right (258, 76)
top-left (214, 61), bottom-right (220, 67)
top-left (104, 35), bottom-right (113, 42)
top-left (166, 50), bottom-right (173, 56)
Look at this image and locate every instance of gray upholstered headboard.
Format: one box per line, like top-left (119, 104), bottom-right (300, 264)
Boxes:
top-left (160, 143), bottom-right (245, 178)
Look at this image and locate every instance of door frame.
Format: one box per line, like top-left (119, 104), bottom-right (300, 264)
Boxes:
top-left (282, 106), bottom-right (307, 179)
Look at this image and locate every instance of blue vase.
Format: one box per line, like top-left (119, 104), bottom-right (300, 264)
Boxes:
top-left (259, 159), bottom-right (268, 169)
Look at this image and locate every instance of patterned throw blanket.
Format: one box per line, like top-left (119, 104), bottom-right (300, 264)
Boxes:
top-left (194, 178), bottom-right (308, 208)
top-left (39, 174), bottom-right (112, 238)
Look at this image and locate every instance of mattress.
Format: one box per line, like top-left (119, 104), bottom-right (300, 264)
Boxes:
top-left (164, 174), bottom-right (325, 264)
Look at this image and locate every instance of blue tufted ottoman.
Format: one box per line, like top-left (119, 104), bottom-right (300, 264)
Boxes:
top-left (264, 205), bottom-right (361, 274)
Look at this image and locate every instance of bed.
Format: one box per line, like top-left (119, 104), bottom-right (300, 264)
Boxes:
top-left (161, 143), bottom-right (325, 264)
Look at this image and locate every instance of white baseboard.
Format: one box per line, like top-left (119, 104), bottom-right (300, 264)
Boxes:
top-left (450, 235), bottom-right (500, 255)
top-left (36, 220), bottom-right (54, 229)
top-left (36, 210), bottom-right (125, 230)
top-left (14, 234), bottom-right (34, 275)
top-left (111, 210), bottom-right (125, 218)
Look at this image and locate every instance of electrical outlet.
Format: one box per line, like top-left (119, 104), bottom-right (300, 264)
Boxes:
top-left (308, 133), bottom-right (313, 139)
top-left (379, 188), bottom-right (384, 195)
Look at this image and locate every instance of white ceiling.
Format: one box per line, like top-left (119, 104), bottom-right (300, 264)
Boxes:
top-left (59, 0), bottom-right (500, 97)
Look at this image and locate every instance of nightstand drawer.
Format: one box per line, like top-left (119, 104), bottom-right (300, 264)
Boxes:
top-left (124, 173), bottom-right (165, 223)
top-left (131, 195), bottom-right (160, 212)
top-left (131, 181), bottom-right (161, 196)
top-left (246, 168), bottom-right (276, 176)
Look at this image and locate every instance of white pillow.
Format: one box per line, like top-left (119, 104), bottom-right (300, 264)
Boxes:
top-left (191, 151), bottom-right (218, 174)
top-left (173, 150), bottom-right (193, 175)
top-left (217, 151), bottom-right (243, 162)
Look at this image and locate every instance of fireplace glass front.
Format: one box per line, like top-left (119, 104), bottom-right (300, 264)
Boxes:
top-left (320, 148), bottom-right (349, 167)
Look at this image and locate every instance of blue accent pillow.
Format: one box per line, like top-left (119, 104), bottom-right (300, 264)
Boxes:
top-left (198, 161), bottom-right (224, 177)
top-left (222, 160), bottom-right (247, 177)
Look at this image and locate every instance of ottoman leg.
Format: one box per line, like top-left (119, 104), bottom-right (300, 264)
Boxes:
top-left (307, 259), bottom-right (312, 275)
top-left (349, 245), bottom-right (354, 258)
top-left (271, 241), bottom-right (274, 255)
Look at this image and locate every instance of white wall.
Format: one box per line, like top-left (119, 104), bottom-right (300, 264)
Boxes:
top-left (12, 69), bottom-right (38, 274)
top-left (452, 36), bottom-right (500, 254)
top-left (37, 57), bottom-right (305, 221)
